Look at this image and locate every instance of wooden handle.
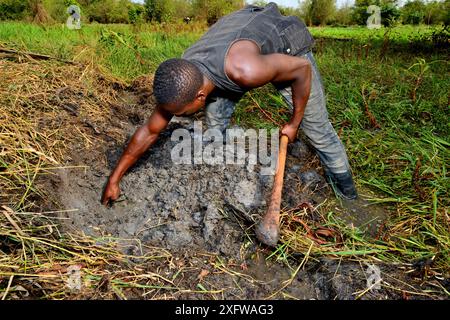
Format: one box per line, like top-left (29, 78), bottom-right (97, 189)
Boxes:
top-left (267, 134), bottom-right (289, 216)
top-left (255, 135), bottom-right (289, 246)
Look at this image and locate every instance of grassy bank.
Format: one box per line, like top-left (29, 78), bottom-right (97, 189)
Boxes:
top-left (0, 22), bottom-right (449, 289)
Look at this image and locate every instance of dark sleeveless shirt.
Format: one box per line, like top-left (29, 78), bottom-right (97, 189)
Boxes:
top-left (182, 2), bottom-right (315, 95)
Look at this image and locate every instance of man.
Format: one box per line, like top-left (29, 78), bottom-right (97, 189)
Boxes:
top-left (102, 3), bottom-right (358, 232)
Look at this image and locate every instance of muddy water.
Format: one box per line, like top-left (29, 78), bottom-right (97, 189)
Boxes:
top-left (336, 197), bottom-right (388, 237)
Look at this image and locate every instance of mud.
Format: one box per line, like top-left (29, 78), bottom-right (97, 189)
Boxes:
top-left (45, 86), bottom-right (429, 300)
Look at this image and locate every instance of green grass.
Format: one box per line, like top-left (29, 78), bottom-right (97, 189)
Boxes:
top-left (0, 22), bottom-right (448, 275)
top-left (250, 34), bottom-right (448, 273)
top-left (0, 22), bottom-right (204, 79)
top-left (308, 25), bottom-right (448, 47)
top-left (309, 25), bottom-right (432, 39)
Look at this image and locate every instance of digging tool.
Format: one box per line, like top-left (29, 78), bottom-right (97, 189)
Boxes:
top-left (255, 134), bottom-right (289, 247)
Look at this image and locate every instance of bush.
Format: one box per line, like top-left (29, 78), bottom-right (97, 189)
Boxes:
top-left (401, 0), bottom-right (426, 25)
top-left (0, 0), bottom-right (29, 20)
top-left (352, 0), bottom-right (400, 27)
top-left (192, 0), bottom-right (242, 26)
top-left (88, 0), bottom-right (130, 23)
top-left (128, 4), bottom-right (145, 24)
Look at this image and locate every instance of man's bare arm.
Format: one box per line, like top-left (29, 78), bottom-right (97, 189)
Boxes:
top-left (226, 41), bottom-right (312, 141)
top-left (102, 107), bottom-right (172, 205)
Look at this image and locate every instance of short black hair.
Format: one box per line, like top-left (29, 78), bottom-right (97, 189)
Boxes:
top-left (153, 58), bottom-right (203, 108)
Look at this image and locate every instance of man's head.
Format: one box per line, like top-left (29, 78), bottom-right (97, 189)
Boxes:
top-left (153, 58), bottom-right (206, 116)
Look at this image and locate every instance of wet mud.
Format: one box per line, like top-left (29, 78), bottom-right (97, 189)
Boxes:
top-left (45, 87), bottom-right (428, 300)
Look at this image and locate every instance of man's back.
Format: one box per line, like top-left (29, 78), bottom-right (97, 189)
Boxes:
top-left (182, 2), bottom-right (315, 94)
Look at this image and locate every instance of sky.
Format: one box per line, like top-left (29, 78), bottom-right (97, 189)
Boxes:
top-left (131, 0), bottom-right (356, 9)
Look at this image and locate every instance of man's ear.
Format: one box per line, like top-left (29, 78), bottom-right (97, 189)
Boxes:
top-left (196, 90), bottom-right (207, 102)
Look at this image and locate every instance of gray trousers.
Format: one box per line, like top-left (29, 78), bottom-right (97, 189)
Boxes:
top-left (205, 51), bottom-right (351, 176)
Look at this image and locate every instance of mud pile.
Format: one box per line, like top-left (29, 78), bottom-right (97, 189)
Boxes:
top-left (57, 116), bottom-right (326, 258)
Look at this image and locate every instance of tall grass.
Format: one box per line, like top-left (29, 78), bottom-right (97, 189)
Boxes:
top-left (240, 33), bottom-right (449, 274)
top-left (0, 22), bottom-right (204, 79)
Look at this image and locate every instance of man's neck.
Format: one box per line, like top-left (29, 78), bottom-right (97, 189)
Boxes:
top-left (202, 74), bottom-right (216, 96)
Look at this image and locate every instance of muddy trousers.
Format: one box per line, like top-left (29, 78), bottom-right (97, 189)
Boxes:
top-left (205, 51), bottom-right (358, 199)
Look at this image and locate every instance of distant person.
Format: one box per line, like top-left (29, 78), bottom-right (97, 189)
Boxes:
top-left (102, 2), bottom-right (358, 237)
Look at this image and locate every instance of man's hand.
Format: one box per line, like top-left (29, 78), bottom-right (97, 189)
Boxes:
top-left (102, 180), bottom-right (121, 206)
top-left (281, 122), bottom-right (299, 143)
top-left (100, 107), bottom-right (172, 207)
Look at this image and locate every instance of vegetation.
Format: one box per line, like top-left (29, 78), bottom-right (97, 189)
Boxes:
top-left (0, 0), bottom-right (449, 26)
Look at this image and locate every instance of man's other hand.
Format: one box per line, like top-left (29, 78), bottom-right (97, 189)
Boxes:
top-left (281, 122), bottom-right (299, 143)
top-left (102, 181), bottom-right (121, 206)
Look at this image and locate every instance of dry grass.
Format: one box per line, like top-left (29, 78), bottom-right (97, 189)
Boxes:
top-left (275, 197), bottom-right (449, 298)
top-left (0, 56), bottom-right (175, 300)
top-left (0, 56), bottom-right (128, 209)
top-left (0, 205), bottom-right (182, 300)
top-left (0, 56), bottom-right (232, 300)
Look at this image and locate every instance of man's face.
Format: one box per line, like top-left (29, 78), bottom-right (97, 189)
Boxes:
top-left (168, 97), bottom-right (205, 117)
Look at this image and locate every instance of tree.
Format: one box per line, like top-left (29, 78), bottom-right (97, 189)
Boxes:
top-left (144, 0), bottom-right (171, 23)
top-left (192, 0), bottom-right (243, 25)
top-left (128, 3), bottom-right (145, 24)
top-left (0, 0), bottom-right (29, 20)
top-left (423, 0), bottom-right (449, 25)
top-left (300, 0), bottom-right (336, 26)
top-left (278, 5), bottom-right (302, 18)
top-left (352, 0), bottom-right (400, 27)
top-left (171, 0), bottom-right (192, 21)
top-left (299, 0), bottom-right (313, 26)
top-left (88, 0), bottom-right (130, 23)
top-left (331, 2), bottom-right (353, 26)
top-left (381, 2), bottom-right (400, 26)
top-left (401, 0), bottom-right (426, 24)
